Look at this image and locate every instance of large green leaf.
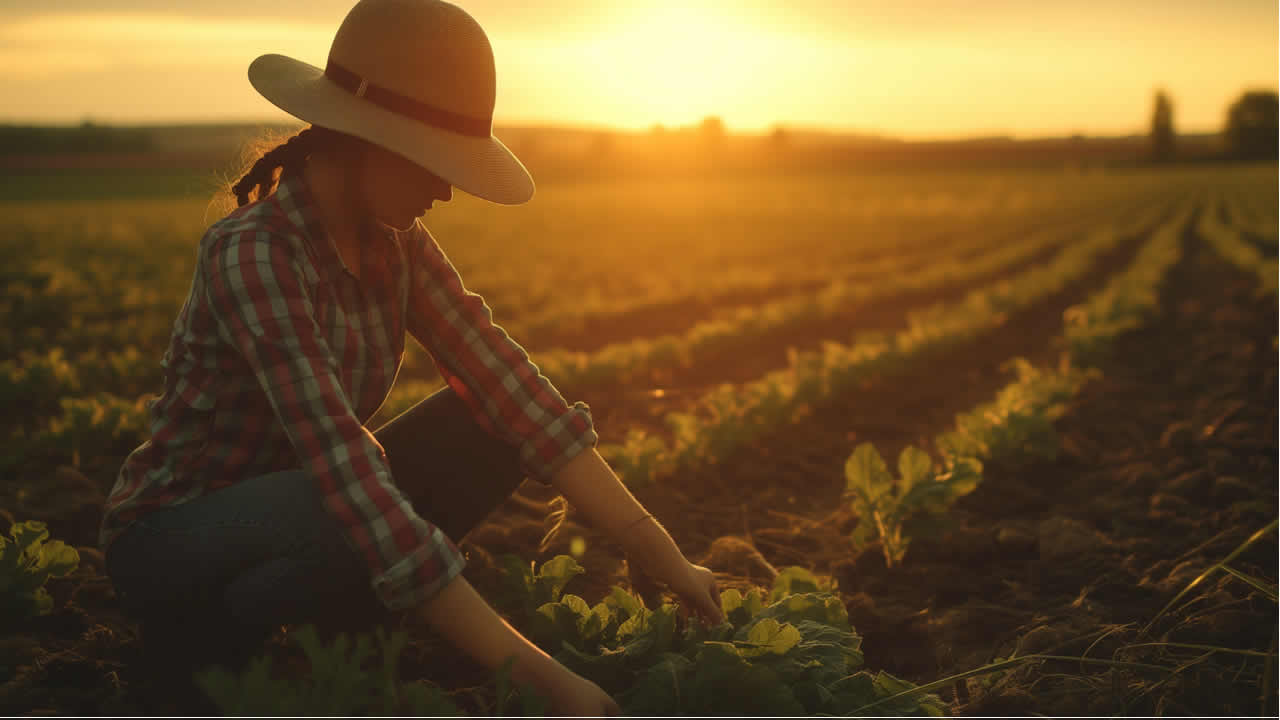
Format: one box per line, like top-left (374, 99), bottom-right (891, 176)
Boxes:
top-left (34, 539), bottom-right (79, 579)
top-left (531, 601), bottom-right (587, 651)
top-left (767, 566), bottom-right (826, 603)
top-left (682, 642), bottom-right (806, 715)
top-left (943, 457), bottom-right (982, 498)
top-left (850, 519), bottom-right (878, 551)
top-left (844, 442), bottom-right (892, 504)
top-left (897, 446), bottom-right (934, 496)
top-left (605, 585), bottom-right (645, 618)
top-left (719, 588), bottom-right (764, 628)
top-left (616, 604), bottom-right (679, 660)
top-left (534, 555), bottom-right (584, 603)
top-left (560, 593), bottom-right (591, 621)
top-left (782, 620), bottom-right (865, 683)
top-left (737, 618), bottom-right (802, 658)
top-left (618, 653), bottom-right (694, 714)
top-left (0, 519), bottom-right (80, 625)
top-left (755, 592), bottom-right (853, 633)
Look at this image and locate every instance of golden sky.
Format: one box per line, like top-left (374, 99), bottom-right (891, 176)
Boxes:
top-left (1, 0), bottom-right (1275, 140)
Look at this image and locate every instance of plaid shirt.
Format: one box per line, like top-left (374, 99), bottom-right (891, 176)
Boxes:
top-left (100, 167), bottom-right (598, 611)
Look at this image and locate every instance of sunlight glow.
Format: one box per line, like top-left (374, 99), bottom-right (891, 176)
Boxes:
top-left (583, 6), bottom-right (764, 124)
top-left (519, 4), bottom-right (854, 132)
top-left (0, 13), bottom-right (332, 76)
top-left (0, 2), bottom-right (1275, 138)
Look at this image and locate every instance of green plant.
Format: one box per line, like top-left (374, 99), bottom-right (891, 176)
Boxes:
top-left (497, 553), bottom-right (588, 620)
top-left (0, 519), bottom-right (80, 629)
top-left (491, 655), bottom-right (550, 717)
top-left (1198, 194), bottom-right (1278, 297)
top-left (38, 392), bottom-right (150, 469)
top-left (843, 443), bottom-right (982, 567)
top-left (596, 198), bottom-right (1174, 489)
top-left (0, 349), bottom-right (81, 468)
top-left (193, 624), bottom-right (465, 715)
top-left (935, 357), bottom-right (1095, 468)
top-left (499, 555), bottom-right (948, 715)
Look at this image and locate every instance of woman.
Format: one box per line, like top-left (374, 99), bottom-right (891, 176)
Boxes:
top-left (100, 0), bottom-right (723, 714)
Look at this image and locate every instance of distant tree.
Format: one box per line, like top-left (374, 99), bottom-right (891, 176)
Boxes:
top-left (769, 124), bottom-right (788, 149)
top-left (699, 115), bottom-right (725, 148)
top-left (1149, 89), bottom-right (1175, 163)
top-left (1223, 90), bottom-right (1279, 161)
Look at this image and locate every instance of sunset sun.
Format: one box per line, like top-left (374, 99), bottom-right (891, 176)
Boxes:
top-left (573, 4), bottom-right (770, 128)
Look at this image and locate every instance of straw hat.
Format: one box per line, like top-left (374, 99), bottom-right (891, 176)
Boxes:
top-left (247, 0), bottom-right (534, 205)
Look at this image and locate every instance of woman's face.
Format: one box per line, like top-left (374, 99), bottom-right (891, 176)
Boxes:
top-left (355, 142), bottom-right (454, 232)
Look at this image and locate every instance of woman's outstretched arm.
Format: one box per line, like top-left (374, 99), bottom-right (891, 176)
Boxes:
top-left (416, 575), bottom-right (618, 716)
top-left (549, 447), bottom-right (726, 626)
top-left (402, 223), bottom-right (598, 489)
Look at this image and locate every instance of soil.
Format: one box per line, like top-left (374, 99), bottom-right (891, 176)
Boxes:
top-left (516, 189), bottom-right (1170, 356)
top-left (2, 201), bottom-right (1275, 716)
top-left (389, 194), bottom-right (1176, 440)
top-left (571, 199), bottom-right (1175, 439)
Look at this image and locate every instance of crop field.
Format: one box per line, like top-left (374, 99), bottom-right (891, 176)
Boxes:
top-left (1, 163), bottom-right (1276, 715)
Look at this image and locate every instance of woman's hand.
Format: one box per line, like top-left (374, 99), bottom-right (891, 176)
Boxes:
top-left (631, 558), bottom-right (725, 627)
top-left (546, 449), bottom-right (726, 626)
top-left (666, 561), bottom-right (725, 626)
top-left (542, 668), bottom-right (620, 716)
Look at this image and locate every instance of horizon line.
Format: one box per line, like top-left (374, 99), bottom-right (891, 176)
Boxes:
top-left (0, 116), bottom-right (1233, 143)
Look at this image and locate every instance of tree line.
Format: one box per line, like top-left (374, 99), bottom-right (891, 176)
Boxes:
top-left (1148, 88), bottom-right (1277, 163)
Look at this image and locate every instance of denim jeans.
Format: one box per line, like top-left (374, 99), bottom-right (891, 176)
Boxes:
top-left (104, 384), bottom-right (526, 668)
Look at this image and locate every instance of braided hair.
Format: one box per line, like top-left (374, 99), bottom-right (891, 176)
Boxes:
top-left (224, 124), bottom-right (364, 208)
top-left (229, 127), bottom-right (315, 207)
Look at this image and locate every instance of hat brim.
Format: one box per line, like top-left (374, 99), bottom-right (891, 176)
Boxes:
top-left (248, 53), bottom-right (534, 205)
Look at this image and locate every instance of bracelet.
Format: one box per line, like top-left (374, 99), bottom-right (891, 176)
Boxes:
top-left (621, 512), bottom-right (656, 532)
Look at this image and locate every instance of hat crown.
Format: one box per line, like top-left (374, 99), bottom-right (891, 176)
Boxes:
top-left (329, 0), bottom-right (495, 122)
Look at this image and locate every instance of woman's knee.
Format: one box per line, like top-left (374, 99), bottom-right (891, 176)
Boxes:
top-left (107, 469), bottom-right (352, 619)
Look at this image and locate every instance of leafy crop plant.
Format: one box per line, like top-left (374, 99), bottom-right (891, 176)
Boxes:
top-left (195, 624), bottom-right (468, 715)
top-left (0, 519), bottom-right (80, 629)
top-left (500, 554), bottom-right (948, 716)
top-left (843, 444), bottom-right (982, 567)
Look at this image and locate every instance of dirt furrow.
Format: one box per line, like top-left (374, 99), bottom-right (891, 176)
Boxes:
top-left (499, 193), bottom-right (1276, 716)
top-left (454, 198), bottom-right (1199, 621)
top-left (581, 201), bottom-right (1178, 447)
top-left (573, 216), bottom-right (1152, 432)
top-left (832, 207), bottom-right (1278, 715)
top-left (507, 189), bottom-right (1174, 355)
top-left (572, 199), bottom-right (1181, 437)
top-left (605, 201), bottom-right (1193, 555)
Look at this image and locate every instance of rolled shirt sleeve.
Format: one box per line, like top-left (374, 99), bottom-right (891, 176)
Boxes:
top-left (404, 226), bottom-right (599, 484)
top-left (203, 228), bottom-right (464, 611)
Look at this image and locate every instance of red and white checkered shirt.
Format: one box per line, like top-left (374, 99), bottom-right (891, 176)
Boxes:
top-left (100, 167), bottom-right (598, 611)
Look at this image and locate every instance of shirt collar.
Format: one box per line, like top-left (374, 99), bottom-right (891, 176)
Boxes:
top-left (274, 164), bottom-right (403, 284)
top-left (274, 164), bottom-right (347, 281)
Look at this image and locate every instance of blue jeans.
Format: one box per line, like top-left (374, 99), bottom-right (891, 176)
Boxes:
top-left (105, 385), bottom-right (526, 669)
